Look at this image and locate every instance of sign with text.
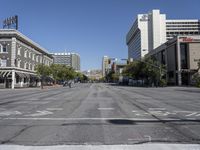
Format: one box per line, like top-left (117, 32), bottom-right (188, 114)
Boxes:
top-left (179, 37), bottom-right (200, 42)
top-left (3, 15), bottom-right (18, 30)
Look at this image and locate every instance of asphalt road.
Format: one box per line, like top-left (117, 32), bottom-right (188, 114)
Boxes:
top-left (0, 83), bottom-right (200, 146)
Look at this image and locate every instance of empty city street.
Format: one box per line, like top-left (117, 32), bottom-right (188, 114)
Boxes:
top-left (0, 83), bottom-right (200, 147)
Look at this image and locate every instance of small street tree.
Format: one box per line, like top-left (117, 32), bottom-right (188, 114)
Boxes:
top-left (122, 57), bottom-right (166, 87)
top-left (35, 64), bottom-right (51, 77)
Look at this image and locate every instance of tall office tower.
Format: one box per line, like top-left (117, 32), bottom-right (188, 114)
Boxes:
top-left (127, 9), bottom-right (200, 60)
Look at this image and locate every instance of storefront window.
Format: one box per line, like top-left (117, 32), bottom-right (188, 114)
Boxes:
top-left (180, 43), bottom-right (188, 69)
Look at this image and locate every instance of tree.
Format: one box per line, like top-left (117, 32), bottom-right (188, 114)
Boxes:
top-left (50, 64), bottom-right (62, 82)
top-left (122, 58), bottom-right (166, 86)
top-left (192, 60), bottom-right (200, 87)
top-left (50, 64), bottom-right (76, 83)
top-left (35, 64), bottom-right (51, 77)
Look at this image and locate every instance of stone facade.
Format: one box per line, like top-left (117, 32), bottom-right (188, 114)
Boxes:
top-left (0, 29), bottom-right (53, 89)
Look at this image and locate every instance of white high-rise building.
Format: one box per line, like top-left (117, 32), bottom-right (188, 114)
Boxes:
top-left (127, 9), bottom-right (200, 60)
top-left (102, 56), bottom-right (109, 77)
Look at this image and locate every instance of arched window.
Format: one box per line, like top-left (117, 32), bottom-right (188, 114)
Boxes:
top-left (24, 51), bottom-right (27, 58)
top-left (17, 59), bottom-right (21, 68)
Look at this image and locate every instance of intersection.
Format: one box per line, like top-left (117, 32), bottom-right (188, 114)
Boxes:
top-left (0, 83), bottom-right (200, 146)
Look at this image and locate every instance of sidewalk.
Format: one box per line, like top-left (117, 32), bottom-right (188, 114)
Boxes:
top-left (42, 84), bottom-right (63, 90)
top-left (0, 84), bottom-right (63, 91)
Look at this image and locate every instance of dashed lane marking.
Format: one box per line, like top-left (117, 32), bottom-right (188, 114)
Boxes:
top-left (148, 108), bottom-right (166, 110)
top-left (0, 111), bottom-right (22, 116)
top-left (25, 110), bottom-right (53, 117)
top-left (186, 112), bottom-right (198, 117)
top-left (98, 108), bottom-right (114, 110)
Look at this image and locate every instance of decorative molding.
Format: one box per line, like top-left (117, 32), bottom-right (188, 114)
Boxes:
top-left (11, 37), bottom-right (16, 67)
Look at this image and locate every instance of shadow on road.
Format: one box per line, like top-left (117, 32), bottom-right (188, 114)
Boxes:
top-left (108, 119), bottom-right (136, 125)
top-left (107, 119), bottom-right (200, 125)
top-left (174, 89), bottom-right (200, 93)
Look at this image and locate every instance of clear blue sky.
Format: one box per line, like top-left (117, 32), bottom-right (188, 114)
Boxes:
top-left (1, 0), bottom-right (200, 71)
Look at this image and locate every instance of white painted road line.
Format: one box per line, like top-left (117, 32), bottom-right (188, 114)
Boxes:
top-left (98, 108), bottom-right (114, 110)
top-left (196, 114), bottom-right (200, 117)
top-left (0, 111), bottom-right (22, 116)
top-left (132, 110), bottom-right (137, 112)
top-left (186, 112), bottom-right (197, 117)
top-left (148, 108), bottom-right (166, 110)
top-left (25, 110), bottom-right (53, 117)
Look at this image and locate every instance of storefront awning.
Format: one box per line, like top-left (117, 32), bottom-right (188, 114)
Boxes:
top-left (15, 72), bottom-right (26, 78)
top-left (30, 74), bottom-right (39, 79)
top-left (0, 71), bottom-right (11, 78)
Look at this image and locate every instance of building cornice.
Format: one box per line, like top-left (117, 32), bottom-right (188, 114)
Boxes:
top-left (0, 29), bottom-right (53, 59)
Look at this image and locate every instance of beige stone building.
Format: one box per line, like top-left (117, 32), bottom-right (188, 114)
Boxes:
top-left (147, 35), bottom-right (200, 86)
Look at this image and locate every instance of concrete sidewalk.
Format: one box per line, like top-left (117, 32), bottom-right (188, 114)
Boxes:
top-left (0, 144), bottom-right (200, 150)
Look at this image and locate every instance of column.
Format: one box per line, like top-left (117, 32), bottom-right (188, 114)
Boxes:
top-left (177, 40), bottom-right (182, 86)
top-left (11, 70), bottom-right (15, 89)
top-left (11, 37), bottom-right (17, 67)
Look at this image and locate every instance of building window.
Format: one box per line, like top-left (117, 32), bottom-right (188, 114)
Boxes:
top-left (180, 43), bottom-right (188, 69)
top-left (2, 45), bottom-right (7, 52)
top-left (17, 60), bottom-right (21, 68)
top-left (0, 44), bottom-right (7, 53)
top-left (32, 54), bottom-right (35, 61)
top-left (24, 62), bottom-right (27, 69)
top-left (32, 64), bottom-right (35, 71)
top-left (29, 52), bottom-right (32, 58)
top-left (40, 56), bottom-right (42, 63)
top-left (0, 59), bottom-right (7, 67)
top-left (29, 63), bottom-right (31, 70)
top-left (36, 56), bottom-right (39, 62)
top-left (24, 51), bottom-right (27, 58)
top-left (18, 47), bottom-right (21, 55)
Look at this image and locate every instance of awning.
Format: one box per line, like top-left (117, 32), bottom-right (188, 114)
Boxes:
top-left (30, 74), bottom-right (39, 79)
top-left (0, 71), bottom-right (11, 78)
top-left (15, 72), bottom-right (26, 78)
top-left (24, 74), bottom-right (30, 78)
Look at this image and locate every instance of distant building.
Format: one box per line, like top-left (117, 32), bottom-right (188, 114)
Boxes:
top-left (82, 69), bottom-right (102, 80)
top-left (111, 61), bottom-right (127, 75)
top-left (126, 9), bottom-right (200, 60)
top-left (51, 52), bottom-right (80, 71)
top-left (102, 56), bottom-right (110, 77)
top-left (147, 35), bottom-right (200, 86)
top-left (0, 29), bottom-right (53, 89)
